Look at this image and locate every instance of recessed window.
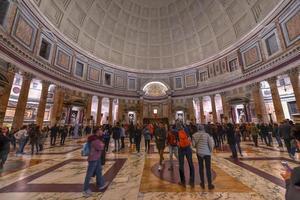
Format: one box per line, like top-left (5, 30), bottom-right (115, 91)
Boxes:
top-left (104, 73), bottom-right (112, 86)
top-left (199, 71), bottom-right (208, 82)
top-left (175, 77), bottom-right (182, 89)
top-left (229, 59), bottom-right (238, 72)
top-left (0, 0), bottom-right (9, 26)
top-left (265, 33), bottom-right (279, 56)
top-left (75, 61), bottom-right (84, 77)
top-left (128, 78), bottom-right (136, 90)
top-left (39, 38), bottom-right (52, 60)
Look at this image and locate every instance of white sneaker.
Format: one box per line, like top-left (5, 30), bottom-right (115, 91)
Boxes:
top-left (83, 189), bottom-right (92, 197)
top-left (158, 165), bottom-right (162, 171)
top-left (99, 182), bottom-right (109, 190)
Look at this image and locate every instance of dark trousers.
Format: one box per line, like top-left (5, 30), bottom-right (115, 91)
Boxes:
top-left (121, 137), bottom-right (125, 148)
top-left (129, 135), bottom-right (134, 145)
top-left (114, 139), bottom-right (120, 151)
top-left (196, 155), bottom-right (212, 186)
top-left (60, 136), bottom-right (66, 145)
top-left (31, 142), bottom-right (39, 154)
top-left (178, 147), bottom-right (195, 184)
top-left (275, 135), bottom-right (283, 147)
top-left (50, 135), bottom-right (57, 145)
top-left (104, 138), bottom-right (110, 152)
top-left (284, 139), bottom-right (292, 154)
top-left (252, 135), bottom-right (258, 147)
top-left (236, 142), bottom-right (242, 155)
top-left (135, 138), bottom-right (141, 153)
top-left (229, 144), bottom-right (238, 158)
top-left (262, 135), bottom-right (270, 146)
top-left (145, 139), bottom-right (150, 152)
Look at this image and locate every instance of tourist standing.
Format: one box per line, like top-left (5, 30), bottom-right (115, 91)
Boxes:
top-left (193, 125), bottom-right (215, 190)
top-left (83, 128), bottom-right (108, 197)
top-left (135, 124), bottom-right (142, 153)
top-left (39, 127), bottom-right (47, 151)
top-left (177, 123), bottom-right (195, 187)
top-left (167, 125), bottom-right (178, 170)
top-left (29, 125), bottom-right (39, 154)
top-left (273, 123), bottom-right (283, 147)
top-left (143, 126), bottom-right (151, 153)
top-left (112, 123), bottom-right (121, 152)
top-left (60, 125), bottom-right (68, 145)
top-left (226, 123), bottom-right (238, 159)
top-left (50, 124), bottom-right (59, 146)
top-left (235, 125), bottom-right (243, 157)
top-left (0, 127), bottom-right (11, 169)
top-left (279, 120), bottom-right (292, 157)
top-left (128, 123), bottom-right (135, 146)
top-left (14, 125), bottom-right (28, 155)
top-left (250, 123), bottom-right (259, 147)
top-left (120, 124), bottom-right (126, 149)
top-left (103, 125), bottom-right (111, 152)
top-left (154, 122), bottom-right (167, 171)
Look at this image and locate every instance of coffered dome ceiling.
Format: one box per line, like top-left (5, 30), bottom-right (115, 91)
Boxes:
top-left (34, 0), bottom-right (280, 71)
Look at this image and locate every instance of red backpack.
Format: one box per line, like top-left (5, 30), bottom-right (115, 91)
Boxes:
top-left (167, 131), bottom-right (177, 146)
top-left (178, 130), bottom-right (190, 148)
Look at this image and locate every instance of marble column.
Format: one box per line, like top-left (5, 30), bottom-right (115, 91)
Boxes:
top-left (138, 97), bottom-right (144, 124)
top-left (96, 96), bottom-right (103, 126)
top-left (0, 65), bottom-right (15, 127)
top-left (199, 97), bottom-right (205, 124)
top-left (288, 68), bottom-right (300, 112)
top-left (210, 94), bottom-right (218, 123)
top-left (36, 81), bottom-right (50, 127)
top-left (108, 98), bottom-right (113, 125)
top-left (168, 96), bottom-right (173, 124)
top-left (50, 86), bottom-right (64, 126)
top-left (220, 92), bottom-right (229, 122)
top-left (268, 77), bottom-right (285, 122)
top-left (250, 82), bottom-right (268, 122)
top-left (12, 73), bottom-right (32, 129)
top-left (85, 94), bottom-right (93, 126)
top-left (186, 98), bottom-right (195, 122)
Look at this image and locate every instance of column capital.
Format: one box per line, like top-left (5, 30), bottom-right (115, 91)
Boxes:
top-left (248, 82), bottom-right (261, 89)
top-left (7, 64), bottom-right (17, 74)
top-left (287, 67), bottom-right (299, 75)
top-left (267, 76), bottom-right (278, 86)
top-left (220, 91), bottom-right (228, 96)
top-left (41, 80), bottom-right (51, 87)
top-left (22, 72), bottom-right (33, 81)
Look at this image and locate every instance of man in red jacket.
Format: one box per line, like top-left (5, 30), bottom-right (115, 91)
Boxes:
top-left (83, 128), bottom-right (108, 197)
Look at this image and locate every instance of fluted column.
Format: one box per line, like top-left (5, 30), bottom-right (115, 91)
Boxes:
top-left (50, 86), bottom-right (64, 126)
top-left (210, 94), bottom-right (218, 123)
top-left (0, 65), bottom-right (15, 127)
top-left (12, 73), bottom-right (32, 129)
top-left (220, 92), bottom-right (229, 122)
top-left (250, 82), bottom-right (268, 122)
top-left (199, 96), bottom-right (205, 124)
top-left (85, 94), bottom-right (93, 126)
top-left (288, 68), bottom-right (300, 112)
top-left (108, 98), bottom-right (113, 125)
top-left (268, 77), bottom-right (285, 122)
top-left (36, 81), bottom-right (50, 127)
top-left (96, 96), bottom-right (103, 126)
top-left (168, 96), bottom-right (173, 123)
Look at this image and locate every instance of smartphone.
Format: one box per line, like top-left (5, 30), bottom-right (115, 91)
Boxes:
top-left (281, 161), bottom-right (292, 172)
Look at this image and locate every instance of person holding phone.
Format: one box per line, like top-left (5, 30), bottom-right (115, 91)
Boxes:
top-left (281, 124), bottom-right (300, 200)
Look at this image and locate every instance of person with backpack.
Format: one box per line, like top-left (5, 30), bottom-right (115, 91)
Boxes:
top-left (154, 122), bottom-right (167, 171)
top-left (143, 126), bottom-right (151, 153)
top-left (167, 125), bottom-right (178, 171)
top-left (177, 123), bottom-right (195, 187)
top-left (83, 128), bottom-right (109, 197)
top-left (193, 125), bottom-right (215, 190)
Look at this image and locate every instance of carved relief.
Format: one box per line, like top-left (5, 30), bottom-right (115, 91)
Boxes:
top-left (241, 43), bottom-right (262, 69)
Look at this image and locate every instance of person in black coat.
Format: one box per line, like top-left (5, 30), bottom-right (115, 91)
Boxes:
top-left (0, 127), bottom-right (11, 169)
top-left (112, 123), bottom-right (121, 152)
top-left (281, 124), bottom-right (300, 200)
top-left (50, 124), bottom-right (59, 146)
top-left (135, 124), bottom-right (143, 153)
top-left (226, 123), bottom-right (238, 159)
top-left (60, 125), bottom-right (68, 145)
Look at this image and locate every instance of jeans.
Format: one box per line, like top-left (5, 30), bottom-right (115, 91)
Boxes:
top-left (135, 138), bottom-right (141, 153)
top-left (83, 159), bottom-right (105, 191)
top-left (31, 142), bottom-right (39, 154)
top-left (169, 145), bottom-right (178, 167)
top-left (104, 138), bottom-right (110, 152)
top-left (17, 138), bottom-right (26, 154)
top-left (236, 142), bottom-right (242, 156)
top-left (114, 139), bottom-right (120, 151)
top-left (145, 139), bottom-right (150, 152)
top-left (178, 147), bottom-right (195, 184)
top-left (274, 135), bottom-right (283, 147)
top-left (60, 136), bottom-right (66, 145)
top-left (196, 155), bottom-right (212, 186)
top-left (229, 144), bottom-right (238, 158)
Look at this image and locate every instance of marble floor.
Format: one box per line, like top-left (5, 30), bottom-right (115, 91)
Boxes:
top-left (0, 137), bottom-right (298, 200)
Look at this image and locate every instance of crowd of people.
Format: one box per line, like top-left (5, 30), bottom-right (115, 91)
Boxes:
top-left (0, 118), bottom-right (299, 198)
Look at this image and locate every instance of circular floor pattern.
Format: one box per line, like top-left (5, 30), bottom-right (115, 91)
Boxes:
top-left (151, 160), bottom-right (216, 185)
